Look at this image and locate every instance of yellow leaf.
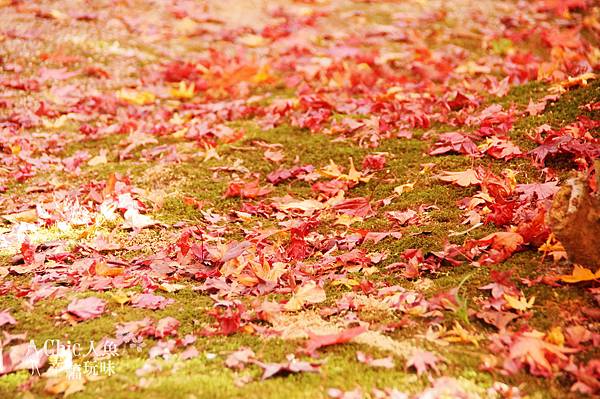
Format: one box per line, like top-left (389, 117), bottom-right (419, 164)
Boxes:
top-left (537, 61), bottom-right (559, 82)
top-left (237, 274), bottom-right (260, 287)
top-left (252, 64), bottom-right (272, 84)
top-left (201, 147), bottom-right (221, 162)
top-left (331, 278), bottom-right (359, 290)
top-left (116, 89), bottom-right (155, 105)
top-left (321, 158), bottom-right (371, 184)
top-left (2, 209), bottom-right (38, 223)
top-left (284, 281), bottom-right (326, 311)
top-left (44, 376), bottom-right (85, 397)
top-left (158, 283), bottom-right (186, 293)
top-left (238, 34), bottom-right (266, 47)
top-left (109, 291), bottom-right (131, 306)
top-left (334, 213), bottom-right (363, 227)
top-left (558, 265), bottom-right (600, 283)
top-left (49, 9), bottom-right (68, 20)
top-left (559, 72), bottom-right (597, 89)
top-left (171, 81), bottom-right (195, 99)
top-left (443, 322), bottom-right (481, 347)
top-left (538, 233), bottom-right (568, 262)
top-left (504, 169), bottom-right (518, 191)
top-left (546, 326), bottom-right (564, 347)
top-left (172, 127), bottom-right (188, 138)
top-left (87, 153), bottom-right (107, 166)
top-left (347, 158), bottom-right (363, 182)
top-left (43, 114), bottom-right (69, 129)
top-left (438, 169), bottom-right (482, 187)
top-left (278, 199), bottom-right (325, 213)
top-left (174, 17), bottom-right (197, 35)
top-left (394, 182), bottom-right (415, 195)
top-left (94, 262), bottom-right (124, 277)
top-left (504, 294), bottom-right (535, 312)
top-left (252, 260), bottom-right (287, 283)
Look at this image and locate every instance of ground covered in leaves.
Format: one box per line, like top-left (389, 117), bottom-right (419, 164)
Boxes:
top-left (1, 0), bottom-right (600, 398)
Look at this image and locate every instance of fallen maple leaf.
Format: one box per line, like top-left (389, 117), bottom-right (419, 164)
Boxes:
top-left (225, 347), bottom-right (255, 370)
top-left (224, 180), bottom-right (273, 199)
top-left (44, 376), bottom-right (86, 397)
top-left (465, 231), bottom-right (525, 264)
top-left (155, 316), bottom-right (180, 338)
top-left (170, 81), bottom-right (195, 99)
top-left (131, 293), bottom-right (174, 310)
top-left (274, 198), bottom-right (325, 214)
top-left (208, 302), bottom-right (244, 336)
top-left (0, 309), bottom-right (16, 327)
top-left (116, 88), bottom-right (155, 105)
top-left (558, 265), bottom-right (600, 283)
top-left (442, 322), bottom-right (481, 347)
top-left (406, 349), bottom-right (443, 375)
top-left (302, 326), bottom-right (367, 355)
top-left (437, 169), bottom-right (482, 187)
top-left (356, 351), bottom-right (395, 369)
top-left (393, 182), bottom-right (415, 195)
top-left (555, 72), bottom-right (597, 91)
top-left (525, 99), bottom-right (547, 116)
top-left (65, 297), bottom-right (106, 321)
top-left (362, 153), bottom-right (386, 171)
top-left (284, 281), bottom-right (326, 311)
top-left (429, 132), bottom-right (479, 156)
top-left (0, 342), bottom-right (47, 376)
top-left (386, 209), bottom-right (419, 226)
top-left (507, 330), bottom-right (577, 377)
top-left (109, 291), bottom-right (131, 306)
top-left (255, 354), bottom-right (320, 380)
top-left (320, 158), bottom-right (371, 184)
top-left (122, 209), bottom-right (157, 230)
top-left (515, 181), bottom-right (560, 201)
top-left (566, 358), bottom-right (600, 395)
top-left (475, 310), bottom-right (520, 331)
top-left (331, 197), bottom-right (375, 218)
top-left (94, 262), bottom-right (124, 277)
top-left (264, 149), bottom-right (285, 163)
top-left (1, 208), bottom-right (38, 223)
top-left (481, 232), bottom-right (524, 253)
top-left (503, 294), bottom-right (536, 312)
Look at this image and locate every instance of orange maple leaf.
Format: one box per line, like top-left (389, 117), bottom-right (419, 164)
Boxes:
top-left (558, 265), bottom-right (600, 283)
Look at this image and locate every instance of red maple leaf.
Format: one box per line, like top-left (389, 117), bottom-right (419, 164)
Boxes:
top-left (361, 154), bottom-right (386, 171)
top-left (255, 354), bottom-right (321, 380)
top-left (20, 239), bottom-right (36, 265)
top-left (302, 326), bottom-right (367, 355)
top-left (505, 330), bottom-right (578, 377)
top-left (538, 0), bottom-right (587, 16)
top-left (429, 132), bottom-right (479, 157)
top-left (224, 179), bottom-right (273, 199)
top-left (406, 349), bottom-right (443, 375)
top-left (515, 181), bottom-right (560, 201)
top-left (332, 197), bottom-right (375, 218)
top-left (208, 302), bottom-right (244, 336)
top-left (155, 317), bottom-right (180, 338)
top-left (65, 297), bottom-right (106, 321)
top-left (131, 293), bottom-right (174, 310)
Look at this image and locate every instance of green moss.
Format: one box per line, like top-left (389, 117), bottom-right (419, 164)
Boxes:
top-left (509, 79), bottom-right (600, 149)
top-left (495, 81), bottom-right (548, 108)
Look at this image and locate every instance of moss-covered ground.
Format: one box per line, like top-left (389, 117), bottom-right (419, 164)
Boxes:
top-left (1, 0), bottom-right (599, 398)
